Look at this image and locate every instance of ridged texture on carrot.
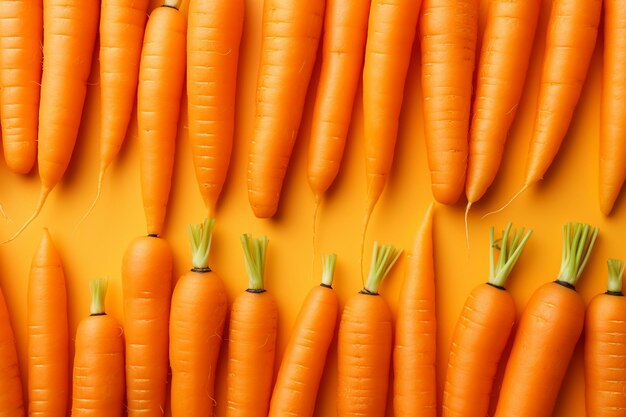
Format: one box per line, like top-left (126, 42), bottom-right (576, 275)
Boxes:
top-left (0, 287), bottom-right (24, 417)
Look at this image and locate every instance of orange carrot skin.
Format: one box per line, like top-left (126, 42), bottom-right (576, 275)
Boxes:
top-left (247, 0), bottom-right (325, 218)
top-left (443, 283), bottom-right (516, 417)
top-left (71, 314), bottom-right (125, 417)
top-left (494, 281), bottom-right (585, 417)
top-left (338, 292), bottom-right (393, 417)
top-left (599, 0), bottom-right (626, 215)
top-left (465, 0), bottom-right (541, 203)
top-left (28, 229), bottom-right (69, 417)
top-left (0, 0), bottom-right (42, 174)
top-left (269, 285), bottom-right (338, 417)
top-left (307, 0), bottom-right (370, 197)
top-left (226, 290), bottom-right (278, 417)
top-left (137, 5), bottom-right (186, 236)
top-left (122, 236), bottom-right (173, 416)
top-left (169, 270), bottom-right (228, 417)
top-left (585, 292), bottom-right (626, 416)
top-left (0, 287), bottom-right (25, 417)
top-left (187, 0), bottom-right (244, 217)
top-left (420, 0), bottom-right (478, 205)
top-left (394, 206), bottom-right (436, 417)
top-left (524, 0), bottom-right (602, 185)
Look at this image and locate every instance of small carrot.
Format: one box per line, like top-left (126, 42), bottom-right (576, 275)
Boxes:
top-left (584, 259), bottom-right (626, 417)
top-left (393, 205), bottom-right (436, 417)
top-left (0, 0), bottom-right (42, 174)
top-left (28, 229), bottom-right (69, 417)
top-left (0, 284), bottom-right (25, 417)
top-left (247, 0), bottom-right (325, 218)
top-left (443, 223), bottom-right (532, 417)
top-left (71, 278), bottom-right (125, 417)
top-left (187, 0), bottom-right (244, 217)
top-left (269, 254), bottom-right (339, 417)
top-left (494, 222), bottom-right (599, 417)
top-left (137, 0), bottom-right (186, 236)
top-left (225, 234), bottom-right (277, 417)
top-left (170, 218), bottom-right (228, 416)
top-left (337, 242), bottom-right (401, 417)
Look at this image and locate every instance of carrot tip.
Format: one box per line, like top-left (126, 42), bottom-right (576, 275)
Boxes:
top-left (481, 183), bottom-right (530, 220)
top-left (464, 202), bottom-right (472, 255)
top-left (2, 186), bottom-right (50, 244)
top-left (75, 168), bottom-right (106, 233)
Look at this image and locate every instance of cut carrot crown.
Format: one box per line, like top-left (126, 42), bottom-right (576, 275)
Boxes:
top-left (90, 277), bottom-right (108, 316)
top-left (321, 254), bottom-right (337, 287)
top-left (488, 223), bottom-right (533, 288)
top-left (363, 242), bottom-right (402, 295)
top-left (188, 218), bottom-right (216, 270)
top-left (556, 223), bottom-right (599, 286)
top-left (240, 234), bottom-right (269, 291)
top-left (606, 259), bottom-right (626, 294)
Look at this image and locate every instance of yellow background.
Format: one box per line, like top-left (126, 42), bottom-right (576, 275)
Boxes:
top-left (0, 0), bottom-right (620, 415)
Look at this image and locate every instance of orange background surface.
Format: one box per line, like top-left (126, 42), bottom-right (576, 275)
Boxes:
top-left (0, 0), bottom-right (621, 416)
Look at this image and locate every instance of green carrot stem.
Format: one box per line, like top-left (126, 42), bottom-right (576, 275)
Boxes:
top-left (90, 277), bottom-right (108, 316)
top-left (556, 223), bottom-right (599, 286)
top-left (488, 223), bottom-right (533, 288)
top-left (607, 259), bottom-right (625, 294)
top-left (363, 242), bottom-right (401, 294)
top-left (240, 234), bottom-right (269, 291)
top-left (321, 254), bottom-right (337, 287)
top-left (188, 218), bottom-right (215, 270)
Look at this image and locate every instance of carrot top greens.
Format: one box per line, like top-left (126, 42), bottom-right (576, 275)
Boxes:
top-left (488, 223), bottom-right (533, 288)
top-left (241, 234), bottom-right (269, 291)
top-left (90, 277), bottom-right (108, 316)
top-left (188, 218), bottom-right (215, 270)
top-left (363, 242), bottom-right (401, 295)
top-left (321, 254), bottom-right (337, 287)
top-left (557, 223), bottom-right (599, 286)
top-left (607, 259), bottom-right (625, 294)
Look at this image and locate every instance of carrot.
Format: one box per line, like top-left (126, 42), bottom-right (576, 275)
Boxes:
top-left (226, 234), bottom-right (277, 417)
top-left (27, 229), bottom-right (69, 417)
top-left (247, 0), bottom-right (325, 218)
top-left (187, 0), bottom-right (244, 217)
top-left (420, 0), bottom-right (478, 205)
top-left (170, 218), bottom-right (228, 416)
top-left (268, 254), bottom-right (339, 417)
top-left (584, 259), bottom-right (626, 417)
top-left (0, 0), bottom-right (42, 174)
top-left (393, 205), bottom-right (436, 417)
top-left (71, 278), bottom-right (125, 417)
top-left (599, 0), bottom-right (626, 215)
top-left (337, 242), bottom-right (401, 417)
top-left (443, 223), bottom-right (532, 417)
top-left (494, 222), bottom-right (599, 417)
top-left (0, 284), bottom-right (25, 417)
top-left (4, 0), bottom-right (99, 242)
top-left (137, 0), bottom-right (186, 236)
top-left (122, 235), bottom-right (173, 416)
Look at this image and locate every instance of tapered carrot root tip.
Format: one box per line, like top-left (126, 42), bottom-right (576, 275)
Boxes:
top-left (249, 192), bottom-right (279, 219)
top-left (76, 167), bottom-right (106, 230)
top-left (2, 185), bottom-right (51, 243)
top-left (599, 189), bottom-right (618, 216)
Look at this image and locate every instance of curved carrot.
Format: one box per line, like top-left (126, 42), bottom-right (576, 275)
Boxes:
top-left (226, 234), bottom-right (277, 417)
top-left (584, 259), bottom-right (626, 417)
top-left (443, 223), bottom-right (532, 417)
top-left (494, 223), bottom-right (599, 417)
top-left (137, 0), bottom-right (186, 236)
top-left (187, 0), bottom-right (244, 217)
top-left (170, 218), bottom-right (228, 416)
top-left (247, 0), bottom-right (325, 218)
top-left (269, 254), bottom-right (339, 417)
top-left (0, 284), bottom-right (25, 417)
top-left (71, 278), bottom-right (125, 417)
top-left (0, 0), bottom-right (42, 174)
top-left (28, 229), bottom-right (69, 417)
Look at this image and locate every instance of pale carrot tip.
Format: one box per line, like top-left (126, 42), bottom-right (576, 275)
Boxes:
top-left (464, 202), bottom-right (472, 255)
top-left (2, 186), bottom-right (50, 244)
top-left (74, 168), bottom-right (106, 233)
top-left (480, 182), bottom-right (531, 220)
top-left (360, 206), bottom-right (373, 287)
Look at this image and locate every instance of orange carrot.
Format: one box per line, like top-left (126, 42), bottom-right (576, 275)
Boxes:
top-left (137, 0), bottom-right (186, 236)
top-left (393, 205), bottom-right (436, 417)
top-left (122, 235), bottom-right (173, 416)
top-left (420, 0), bottom-right (478, 205)
top-left (443, 223), bottom-right (532, 417)
top-left (169, 218), bottom-right (228, 416)
top-left (338, 242), bottom-right (401, 417)
top-left (28, 229), bottom-right (69, 417)
top-left (0, 283), bottom-right (25, 417)
top-left (187, 0), bottom-right (244, 217)
top-left (584, 259), bottom-right (626, 417)
top-left (269, 254), bottom-right (339, 417)
top-left (71, 278), bottom-right (125, 417)
top-left (494, 222), bottom-right (599, 417)
top-left (225, 234), bottom-right (277, 417)
top-left (0, 0), bottom-right (42, 174)
top-left (247, 0), bottom-right (325, 218)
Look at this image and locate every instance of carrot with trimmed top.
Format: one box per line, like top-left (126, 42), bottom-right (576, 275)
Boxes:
top-left (0, 283), bottom-right (25, 417)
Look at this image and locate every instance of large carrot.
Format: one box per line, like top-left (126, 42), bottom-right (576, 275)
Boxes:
top-left (0, 284), bottom-right (25, 417)
top-left (28, 229), bottom-right (69, 417)
top-left (393, 205), bottom-right (436, 417)
top-left (122, 235), bottom-right (173, 416)
top-left (170, 218), bottom-right (228, 416)
top-left (187, 0), bottom-right (244, 217)
top-left (337, 242), bottom-right (401, 417)
top-left (443, 223), bottom-right (532, 417)
top-left (70, 278), bottom-right (125, 417)
top-left (247, 0), bottom-right (325, 218)
top-left (420, 0), bottom-right (478, 205)
top-left (268, 254), bottom-right (339, 417)
top-left (494, 222), bottom-right (599, 417)
top-left (584, 259), bottom-right (626, 416)
top-left (137, 0), bottom-right (186, 236)
top-left (0, 0), bottom-right (42, 174)
top-left (225, 234), bottom-right (277, 417)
